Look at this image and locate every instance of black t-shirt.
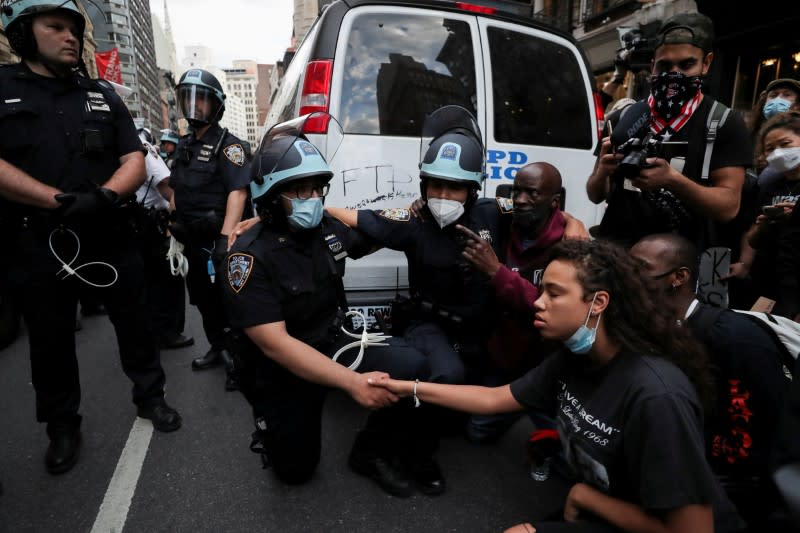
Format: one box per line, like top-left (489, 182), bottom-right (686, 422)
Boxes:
top-left (750, 177), bottom-right (800, 298)
top-left (596, 97), bottom-right (752, 249)
top-left (510, 350), bottom-right (743, 532)
top-left (688, 304), bottom-right (786, 480)
top-left (221, 215), bottom-right (372, 347)
top-left (356, 198), bottom-right (504, 327)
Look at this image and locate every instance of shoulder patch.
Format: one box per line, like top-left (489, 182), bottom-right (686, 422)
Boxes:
top-left (227, 253), bottom-right (254, 293)
top-left (378, 208), bottom-right (411, 222)
top-left (223, 143), bottom-right (246, 167)
top-left (496, 197), bottom-right (514, 214)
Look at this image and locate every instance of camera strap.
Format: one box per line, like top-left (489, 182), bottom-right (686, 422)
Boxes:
top-left (701, 100), bottom-right (731, 181)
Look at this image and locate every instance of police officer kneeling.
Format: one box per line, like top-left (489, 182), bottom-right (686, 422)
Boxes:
top-left (221, 129), bottom-right (439, 496)
top-left (0, 0), bottom-right (181, 475)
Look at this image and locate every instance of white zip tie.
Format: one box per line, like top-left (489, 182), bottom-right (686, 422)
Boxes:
top-left (49, 228), bottom-right (118, 288)
top-left (167, 235), bottom-right (188, 278)
top-left (331, 310), bottom-right (392, 371)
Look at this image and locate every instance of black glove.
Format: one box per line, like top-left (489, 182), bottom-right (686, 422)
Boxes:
top-left (55, 188), bottom-right (118, 221)
top-left (212, 235), bottom-right (228, 268)
top-left (168, 220), bottom-right (188, 243)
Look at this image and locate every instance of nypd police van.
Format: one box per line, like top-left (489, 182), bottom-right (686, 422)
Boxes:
top-left (265, 0), bottom-right (604, 316)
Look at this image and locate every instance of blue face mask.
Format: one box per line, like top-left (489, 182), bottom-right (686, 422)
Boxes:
top-left (763, 97), bottom-right (793, 119)
top-left (285, 197), bottom-right (323, 229)
top-left (563, 292), bottom-right (601, 355)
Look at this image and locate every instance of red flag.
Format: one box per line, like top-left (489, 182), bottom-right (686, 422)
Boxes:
top-left (95, 48), bottom-right (122, 84)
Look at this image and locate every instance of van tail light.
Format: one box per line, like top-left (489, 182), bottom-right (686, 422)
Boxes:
top-left (593, 90), bottom-right (605, 141)
top-left (299, 60), bottom-right (333, 133)
top-left (455, 2), bottom-right (496, 14)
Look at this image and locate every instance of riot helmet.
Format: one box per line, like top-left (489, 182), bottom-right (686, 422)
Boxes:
top-left (138, 127), bottom-right (154, 145)
top-left (250, 113), bottom-right (342, 227)
top-left (1, 0), bottom-right (86, 62)
top-left (159, 130), bottom-right (179, 157)
top-left (176, 69), bottom-right (226, 128)
top-left (419, 106), bottom-right (485, 193)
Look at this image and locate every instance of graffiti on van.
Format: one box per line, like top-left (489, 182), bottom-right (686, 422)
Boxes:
top-left (339, 165), bottom-right (415, 195)
top-left (486, 150), bottom-right (528, 180)
top-left (346, 191), bottom-right (418, 210)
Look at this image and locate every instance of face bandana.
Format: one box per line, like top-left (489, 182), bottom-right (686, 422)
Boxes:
top-left (648, 71), bottom-right (703, 138)
top-left (563, 292), bottom-right (601, 355)
top-left (763, 97), bottom-right (793, 119)
top-left (284, 196), bottom-right (324, 229)
top-left (427, 198), bottom-right (465, 228)
top-left (766, 146), bottom-right (800, 175)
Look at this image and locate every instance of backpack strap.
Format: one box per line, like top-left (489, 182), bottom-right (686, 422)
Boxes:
top-left (701, 100), bottom-right (731, 181)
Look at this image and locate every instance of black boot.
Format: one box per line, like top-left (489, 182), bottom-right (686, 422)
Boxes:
top-left (406, 454), bottom-right (446, 496)
top-left (159, 333), bottom-right (195, 350)
top-left (45, 420), bottom-right (82, 475)
top-left (191, 348), bottom-right (223, 370)
top-left (348, 431), bottom-right (413, 497)
top-left (137, 401), bottom-right (182, 432)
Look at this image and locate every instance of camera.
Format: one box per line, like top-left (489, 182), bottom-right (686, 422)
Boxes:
top-left (614, 131), bottom-right (661, 181)
top-left (617, 22), bottom-right (659, 72)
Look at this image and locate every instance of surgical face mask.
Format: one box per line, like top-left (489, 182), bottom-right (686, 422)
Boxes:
top-left (763, 97), bottom-right (793, 119)
top-left (563, 292), bottom-right (601, 355)
top-left (284, 196), bottom-right (323, 229)
top-left (427, 198), bottom-right (465, 228)
top-left (766, 146), bottom-right (800, 174)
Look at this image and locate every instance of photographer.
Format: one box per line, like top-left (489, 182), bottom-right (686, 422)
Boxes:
top-left (587, 12), bottom-right (752, 250)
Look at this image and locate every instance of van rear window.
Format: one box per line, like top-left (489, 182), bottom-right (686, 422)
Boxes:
top-left (487, 27), bottom-right (592, 149)
top-left (340, 13), bottom-right (477, 136)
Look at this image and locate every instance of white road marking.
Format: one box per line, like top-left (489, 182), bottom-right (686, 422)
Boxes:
top-left (90, 418), bottom-right (154, 533)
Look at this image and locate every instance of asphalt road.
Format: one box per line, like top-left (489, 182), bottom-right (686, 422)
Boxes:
top-left (0, 304), bottom-right (569, 533)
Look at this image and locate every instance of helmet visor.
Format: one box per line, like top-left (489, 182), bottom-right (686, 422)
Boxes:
top-left (419, 105), bottom-right (483, 166)
top-left (177, 85), bottom-right (222, 125)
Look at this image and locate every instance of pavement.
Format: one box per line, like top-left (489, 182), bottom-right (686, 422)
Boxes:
top-left (0, 303), bottom-right (570, 533)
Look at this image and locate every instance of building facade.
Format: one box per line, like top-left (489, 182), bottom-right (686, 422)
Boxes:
top-left (224, 60), bottom-right (260, 148)
top-left (89, 0), bottom-right (161, 128)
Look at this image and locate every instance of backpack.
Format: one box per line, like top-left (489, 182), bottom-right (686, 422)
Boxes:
top-left (692, 304), bottom-right (800, 380)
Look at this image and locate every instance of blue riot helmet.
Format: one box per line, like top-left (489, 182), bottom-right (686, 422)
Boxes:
top-left (1, 0), bottom-right (86, 60)
top-left (419, 105), bottom-right (485, 193)
top-left (250, 135), bottom-right (333, 211)
top-left (176, 69), bottom-right (226, 128)
top-left (159, 130), bottom-right (179, 158)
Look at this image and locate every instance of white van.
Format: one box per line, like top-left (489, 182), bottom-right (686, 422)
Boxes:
top-left (265, 0), bottom-right (604, 319)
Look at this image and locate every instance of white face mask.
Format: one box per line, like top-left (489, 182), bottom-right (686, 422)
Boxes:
top-left (427, 198), bottom-right (465, 228)
top-left (766, 146), bottom-right (800, 174)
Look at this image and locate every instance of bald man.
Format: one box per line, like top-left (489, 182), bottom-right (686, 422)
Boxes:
top-left (456, 162), bottom-right (580, 443)
top-left (630, 233), bottom-right (787, 525)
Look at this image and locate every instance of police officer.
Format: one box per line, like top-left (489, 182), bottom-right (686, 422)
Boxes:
top-left (159, 129), bottom-right (180, 168)
top-left (222, 125), bottom-right (438, 497)
top-left (0, 0), bottom-right (181, 475)
top-left (169, 69), bottom-right (249, 390)
top-left (327, 107), bottom-right (504, 388)
top-left (135, 128), bottom-right (193, 350)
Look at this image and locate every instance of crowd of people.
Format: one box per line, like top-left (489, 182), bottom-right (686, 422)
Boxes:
top-left (2, 1), bottom-right (800, 532)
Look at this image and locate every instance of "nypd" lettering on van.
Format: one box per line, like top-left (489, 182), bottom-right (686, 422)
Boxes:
top-left (486, 150), bottom-right (528, 180)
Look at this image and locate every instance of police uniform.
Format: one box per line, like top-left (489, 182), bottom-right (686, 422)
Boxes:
top-left (170, 123), bottom-right (250, 353)
top-left (0, 62), bottom-right (168, 429)
top-left (136, 141), bottom-right (187, 344)
top-left (222, 215), bottom-right (433, 484)
top-left (356, 198), bottom-right (504, 384)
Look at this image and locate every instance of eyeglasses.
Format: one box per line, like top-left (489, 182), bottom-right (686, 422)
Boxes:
top-left (651, 267), bottom-right (678, 280)
top-left (291, 182), bottom-right (330, 200)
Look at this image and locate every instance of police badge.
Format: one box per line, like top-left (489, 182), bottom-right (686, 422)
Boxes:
top-left (223, 144), bottom-right (246, 167)
top-left (378, 208), bottom-right (411, 222)
top-left (227, 253), bottom-right (254, 293)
